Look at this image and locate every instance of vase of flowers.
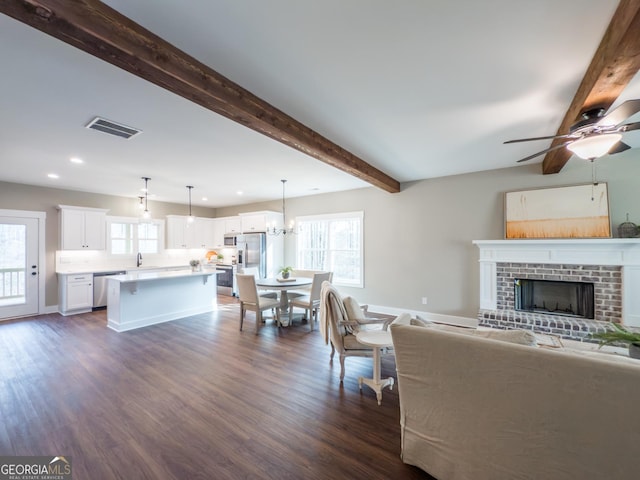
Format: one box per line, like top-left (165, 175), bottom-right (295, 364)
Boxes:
top-left (190, 259), bottom-right (201, 272)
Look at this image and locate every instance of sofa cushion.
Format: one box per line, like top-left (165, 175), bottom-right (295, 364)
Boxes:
top-left (412, 317), bottom-right (537, 346)
top-left (473, 328), bottom-right (537, 346)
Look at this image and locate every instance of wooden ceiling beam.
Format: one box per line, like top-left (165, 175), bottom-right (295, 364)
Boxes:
top-left (1, 0), bottom-right (400, 193)
top-left (542, 0), bottom-right (640, 174)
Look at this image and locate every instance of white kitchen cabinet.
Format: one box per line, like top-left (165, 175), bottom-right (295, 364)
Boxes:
top-left (240, 211), bottom-right (283, 233)
top-left (58, 273), bottom-right (93, 315)
top-left (166, 216), bottom-right (217, 249)
top-left (224, 217), bottom-right (242, 234)
top-left (196, 218), bottom-right (217, 249)
top-left (211, 219), bottom-right (226, 247)
top-left (166, 215), bottom-right (198, 249)
top-left (58, 205), bottom-right (108, 250)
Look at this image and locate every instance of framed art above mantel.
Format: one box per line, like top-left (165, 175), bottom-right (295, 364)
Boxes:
top-left (504, 183), bottom-right (611, 239)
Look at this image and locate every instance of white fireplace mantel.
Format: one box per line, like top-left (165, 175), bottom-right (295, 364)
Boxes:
top-left (472, 239), bottom-right (640, 327)
top-left (473, 239), bottom-right (640, 266)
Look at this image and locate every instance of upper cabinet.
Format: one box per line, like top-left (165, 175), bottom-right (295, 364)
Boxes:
top-left (166, 216), bottom-right (217, 249)
top-left (240, 211), bottom-right (283, 233)
top-left (224, 217), bottom-right (242, 234)
top-left (166, 215), bottom-right (194, 249)
top-left (196, 218), bottom-right (217, 249)
top-left (58, 205), bottom-right (108, 250)
top-left (211, 219), bottom-right (226, 248)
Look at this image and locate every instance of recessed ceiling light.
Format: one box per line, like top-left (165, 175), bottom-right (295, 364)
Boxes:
top-left (201, 197), bottom-right (208, 201)
top-left (47, 173), bottom-right (59, 179)
top-left (70, 157), bottom-right (84, 164)
top-left (237, 191), bottom-right (243, 195)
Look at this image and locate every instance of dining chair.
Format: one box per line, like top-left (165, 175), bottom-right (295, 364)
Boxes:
top-left (238, 267), bottom-right (278, 300)
top-left (236, 274), bottom-right (282, 334)
top-left (289, 271), bottom-right (332, 331)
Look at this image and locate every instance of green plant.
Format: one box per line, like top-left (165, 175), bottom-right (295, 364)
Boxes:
top-left (279, 266), bottom-right (293, 275)
top-left (591, 323), bottom-right (640, 347)
top-left (189, 259), bottom-right (200, 267)
top-left (217, 254), bottom-right (224, 260)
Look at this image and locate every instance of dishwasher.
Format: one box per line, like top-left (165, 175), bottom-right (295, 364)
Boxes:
top-left (93, 271), bottom-right (126, 308)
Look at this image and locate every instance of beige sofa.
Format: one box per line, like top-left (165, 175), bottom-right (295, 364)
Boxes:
top-left (389, 323), bottom-right (640, 480)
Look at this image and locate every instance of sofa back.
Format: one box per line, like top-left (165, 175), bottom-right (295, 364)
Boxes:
top-left (390, 324), bottom-right (640, 480)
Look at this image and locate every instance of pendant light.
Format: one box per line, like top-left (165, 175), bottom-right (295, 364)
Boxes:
top-left (186, 185), bottom-right (195, 223)
top-left (137, 196), bottom-right (145, 210)
top-left (268, 179), bottom-right (296, 236)
top-left (141, 177), bottom-right (151, 221)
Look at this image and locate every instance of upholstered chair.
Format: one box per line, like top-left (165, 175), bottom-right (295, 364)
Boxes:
top-left (236, 274), bottom-right (281, 334)
top-left (238, 267), bottom-right (278, 300)
top-left (319, 281), bottom-right (396, 381)
top-left (289, 271), bottom-right (332, 330)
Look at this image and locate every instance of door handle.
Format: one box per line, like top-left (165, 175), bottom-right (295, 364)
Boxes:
top-left (31, 272), bottom-right (37, 276)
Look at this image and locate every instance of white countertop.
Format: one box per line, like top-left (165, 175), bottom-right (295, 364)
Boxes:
top-left (55, 262), bottom-right (227, 275)
top-left (109, 269), bottom-right (218, 283)
top-left (56, 264), bottom-right (191, 275)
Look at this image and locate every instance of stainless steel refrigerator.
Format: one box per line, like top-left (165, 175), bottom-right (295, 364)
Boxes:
top-left (238, 233), bottom-right (267, 278)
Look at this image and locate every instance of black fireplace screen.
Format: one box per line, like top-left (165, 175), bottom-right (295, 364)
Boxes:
top-left (514, 279), bottom-right (595, 319)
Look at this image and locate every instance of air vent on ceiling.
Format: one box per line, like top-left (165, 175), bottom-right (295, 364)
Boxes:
top-left (85, 117), bottom-right (142, 139)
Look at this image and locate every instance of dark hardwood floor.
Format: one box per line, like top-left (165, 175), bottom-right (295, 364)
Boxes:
top-left (0, 295), bottom-right (435, 479)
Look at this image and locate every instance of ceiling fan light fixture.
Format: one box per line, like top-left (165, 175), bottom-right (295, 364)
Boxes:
top-left (567, 133), bottom-right (622, 159)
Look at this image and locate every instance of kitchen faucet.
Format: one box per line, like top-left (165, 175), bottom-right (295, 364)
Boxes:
top-left (136, 252), bottom-right (142, 267)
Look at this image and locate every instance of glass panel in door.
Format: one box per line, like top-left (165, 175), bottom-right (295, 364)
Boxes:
top-left (0, 217), bottom-right (39, 320)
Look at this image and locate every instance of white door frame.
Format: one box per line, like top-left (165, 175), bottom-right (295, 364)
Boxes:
top-left (0, 209), bottom-right (46, 318)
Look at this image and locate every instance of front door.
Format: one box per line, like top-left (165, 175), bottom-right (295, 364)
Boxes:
top-left (0, 215), bottom-right (39, 320)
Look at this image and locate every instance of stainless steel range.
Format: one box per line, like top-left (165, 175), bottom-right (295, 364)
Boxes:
top-left (216, 264), bottom-right (237, 296)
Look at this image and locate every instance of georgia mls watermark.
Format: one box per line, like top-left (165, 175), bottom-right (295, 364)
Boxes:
top-left (0, 456), bottom-right (72, 480)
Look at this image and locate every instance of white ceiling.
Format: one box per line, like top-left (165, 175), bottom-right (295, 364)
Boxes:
top-left (1, 0), bottom-right (637, 208)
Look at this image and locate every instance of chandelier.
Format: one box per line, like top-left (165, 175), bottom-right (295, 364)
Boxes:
top-left (268, 179), bottom-right (296, 236)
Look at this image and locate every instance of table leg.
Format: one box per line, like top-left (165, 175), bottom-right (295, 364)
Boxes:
top-left (372, 346), bottom-right (381, 383)
top-left (358, 347), bottom-right (394, 405)
top-left (279, 290), bottom-right (290, 326)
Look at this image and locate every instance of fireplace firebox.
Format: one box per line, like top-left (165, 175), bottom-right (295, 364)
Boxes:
top-left (514, 279), bottom-right (594, 319)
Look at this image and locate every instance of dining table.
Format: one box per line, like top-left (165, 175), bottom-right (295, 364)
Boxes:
top-left (255, 277), bottom-right (312, 326)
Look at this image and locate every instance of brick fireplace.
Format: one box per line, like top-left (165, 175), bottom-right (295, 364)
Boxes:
top-left (473, 239), bottom-right (640, 341)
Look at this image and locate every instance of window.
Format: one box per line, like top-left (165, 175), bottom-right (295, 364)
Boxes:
top-left (296, 211), bottom-right (363, 287)
top-left (107, 217), bottom-right (164, 255)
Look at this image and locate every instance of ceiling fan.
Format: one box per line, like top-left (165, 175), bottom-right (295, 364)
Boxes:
top-left (505, 99), bottom-right (640, 163)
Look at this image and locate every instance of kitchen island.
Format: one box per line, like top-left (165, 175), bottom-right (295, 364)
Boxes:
top-left (107, 269), bottom-right (218, 332)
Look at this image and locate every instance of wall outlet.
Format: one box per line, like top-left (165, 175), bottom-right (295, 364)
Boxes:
top-left (421, 297), bottom-right (428, 305)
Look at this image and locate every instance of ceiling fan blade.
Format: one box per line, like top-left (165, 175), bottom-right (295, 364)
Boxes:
top-left (620, 120), bottom-right (640, 132)
top-left (504, 134), bottom-right (572, 144)
top-left (609, 141), bottom-right (631, 155)
top-left (597, 99), bottom-right (640, 127)
top-left (515, 141), bottom-right (573, 163)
